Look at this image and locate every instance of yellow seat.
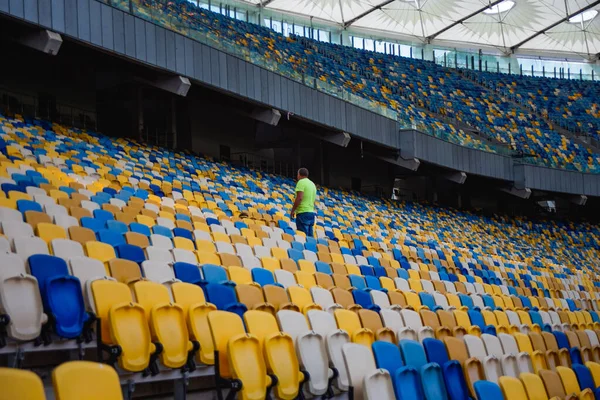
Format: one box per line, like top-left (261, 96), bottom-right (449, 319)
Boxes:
top-left (108, 259), bottom-right (143, 285)
top-left (243, 310), bottom-right (304, 400)
top-left (294, 270), bottom-right (318, 289)
top-left (263, 285), bottom-right (299, 312)
top-left (513, 332), bottom-right (547, 372)
top-left (358, 309), bottom-right (396, 343)
top-left (0, 367), bottom-right (45, 400)
top-left (136, 215), bottom-right (155, 227)
top-left (171, 282), bottom-right (217, 365)
top-left (196, 251), bottom-right (221, 265)
top-left (85, 241), bottom-right (116, 273)
top-left (556, 366), bottom-right (595, 399)
top-left (36, 222), bottom-right (67, 243)
top-left (334, 309), bottom-right (374, 347)
top-left (520, 372), bottom-right (550, 400)
top-left (53, 361), bottom-right (123, 400)
top-left (498, 376), bottom-right (528, 400)
top-left (235, 284), bottom-right (276, 315)
top-left (297, 260), bottom-right (316, 273)
top-left (228, 266), bottom-right (255, 286)
top-left (261, 257), bottom-right (280, 272)
top-left (173, 237), bottom-right (195, 251)
top-left (195, 239), bottom-right (216, 253)
top-left (271, 247), bottom-right (288, 260)
top-left (287, 286), bottom-right (322, 314)
top-left (132, 281), bottom-right (193, 369)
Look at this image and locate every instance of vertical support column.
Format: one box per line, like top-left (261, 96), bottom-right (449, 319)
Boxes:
top-left (171, 96), bottom-right (177, 149)
top-left (137, 86), bottom-right (144, 142)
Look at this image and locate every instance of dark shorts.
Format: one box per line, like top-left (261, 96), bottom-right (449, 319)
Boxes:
top-left (295, 212), bottom-right (315, 237)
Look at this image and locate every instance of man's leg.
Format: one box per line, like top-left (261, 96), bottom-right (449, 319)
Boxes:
top-left (296, 214), bottom-right (308, 236)
top-left (306, 213), bottom-right (315, 238)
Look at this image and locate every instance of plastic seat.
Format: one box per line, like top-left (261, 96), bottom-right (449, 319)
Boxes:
top-left (463, 334), bottom-right (503, 382)
top-left (141, 260), bottom-right (176, 283)
top-left (132, 280), bottom-right (194, 369)
top-left (572, 363), bottom-right (600, 398)
top-left (520, 372), bottom-right (550, 400)
top-left (0, 367), bottom-right (46, 400)
top-left (244, 310), bottom-right (305, 400)
top-left (498, 333), bottom-right (534, 373)
top-left (287, 286), bottom-right (321, 314)
top-left (204, 283), bottom-right (248, 318)
top-left (443, 336), bottom-right (485, 396)
top-left (399, 339), bottom-right (448, 400)
top-left (263, 284), bottom-right (299, 312)
top-left (401, 309), bottom-right (435, 342)
top-left (343, 342), bottom-right (394, 400)
top-left (422, 338), bottom-right (472, 400)
top-left (539, 369), bottom-right (570, 399)
top-left (90, 279), bottom-right (156, 372)
top-left (307, 309), bottom-right (351, 391)
top-left (52, 361), bottom-right (123, 400)
top-left (29, 254), bottom-right (90, 339)
top-left (556, 365), bottom-right (595, 400)
top-left (474, 380), bottom-right (503, 400)
top-left (171, 282), bottom-right (217, 365)
top-left (235, 284), bottom-right (275, 315)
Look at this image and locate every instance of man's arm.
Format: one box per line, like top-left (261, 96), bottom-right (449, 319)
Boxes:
top-left (291, 191), bottom-right (303, 218)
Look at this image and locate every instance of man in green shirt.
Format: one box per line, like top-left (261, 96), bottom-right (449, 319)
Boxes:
top-left (291, 167), bottom-right (316, 237)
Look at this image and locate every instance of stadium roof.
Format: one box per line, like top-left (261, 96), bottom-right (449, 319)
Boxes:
top-left (243, 0), bottom-right (600, 60)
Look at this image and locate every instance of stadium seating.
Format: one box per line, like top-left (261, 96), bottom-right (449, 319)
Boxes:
top-left (2, 110), bottom-right (600, 399)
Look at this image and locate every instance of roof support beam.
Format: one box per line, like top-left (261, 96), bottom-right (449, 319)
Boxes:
top-left (343, 0), bottom-right (395, 28)
top-left (510, 0), bottom-right (600, 51)
top-left (259, 0), bottom-right (276, 7)
top-left (426, 0), bottom-right (506, 42)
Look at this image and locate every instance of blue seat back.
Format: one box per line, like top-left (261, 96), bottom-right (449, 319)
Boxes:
top-left (17, 199), bottom-right (42, 213)
top-left (80, 217), bottom-right (105, 233)
top-left (572, 363), bottom-right (595, 392)
top-left (93, 209), bottom-right (114, 222)
top-left (399, 339), bottom-right (428, 370)
top-left (287, 248), bottom-right (303, 262)
top-left (201, 265), bottom-right (229, 283)
top-left (117, 244), bottom-right (146, 264)
top-left (423, 338), bottom-right (449, 366)
top-left (106, 220), bottom-right (128, 234)
top-left (467, 310), bottom-right (486, 330)
top-left (173, 228), bottom-right (193, 240)
top-left (360, 265), bottom-right (375, 276)
top-left (474, 381), bottom-right (503, 400)
top-left (373, 341), bottom-right (403, 373)
top-left (153, 225), bottom-right (173, 238)
top-left (373, 267), bottom-right (386, 277)
top-left (98, 229), bottom-right (126, 247)
top-left (348, 274), bottom-right (366, 290)
top-left (554, 331), bottom-right (570, 349)
top-left (364, 275), bottom-right (383, 290)
top-left (251, 268), bottom-right (276, 286)
top-left (458, 293), bottom-right (474, 309)
top-left (352, 289), bottom-right (377, 310)
top-left (419, 292), bottom-right (436, 310)
top-left (315, 261), bottom-right (332, 274)
top-left (129, 222), bottom-right (151, 236)
top-left (173, 262), bottom-right (202, 284)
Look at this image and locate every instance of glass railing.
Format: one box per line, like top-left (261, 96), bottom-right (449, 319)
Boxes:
top-left (98, 0), bottom-right (600, 173)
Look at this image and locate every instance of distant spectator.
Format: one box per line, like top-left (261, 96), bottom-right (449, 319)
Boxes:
top-left (291, 168), bottom-right (316, 237)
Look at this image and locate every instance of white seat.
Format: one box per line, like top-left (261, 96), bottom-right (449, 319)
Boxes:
top-left (499, 286), bottom-right (510, 296)
top-left (474, 283), bottom-right (485, 295)
top-left (193, 230), bottom-right (212, 241)
top-left (55, 215), bottom-right (79, 230)
top-left (253, 245), bottom-right (271, 258)
top-left (235, 243), bottom-right (253, 258)
top-left (444, 282), bottom-right (456, 293)
top-left (51, 239), bottom-right (85, 262)
top-left (240, 255), bottom-right (261, 270)
top-left (44, 203), bottom-right (67, 218)
top-left (216, 241), bottom-right (235, 255)
top-left (506, 310), bottom-right (529, 333)
top-left (141, 261), bottom-right (177, 283)
top-left (70, 256), bottom-right (109, 310)
top-left (380, 308), bottom-right (416, 341)
top-left (225, 227), bottom-right (241, 236)
top-left (481, 333), bottom-right (519, 377)
top-left (13, 236), bottom-right (49, 263)
top-left (145, 246), bottom-right (174, 264)
top-left (463, 334), bottom-right (502, 383)
top-left (35, 195), bottom-right (57, 209)
top-left (471, 294), bottom-right (486, 310)
top-left (276, 240), bottom-right (291, 250)
top-left (394, 278), bottom-right (410, 291)
top-left (0, 236), bottom-right (10, 253)
top-left (294, 235), bottom-right (306, 244)
top-left (0, 252), bottom-right (47, 341)
top-left (400, 309), bottom-right (434, 342)
top-left (210, 225), bottom-right (226, 234)
top-left (343, 255), bottom-right (356, 264)
top-left (156, 217), bottom-right (176, 230)
top-left (171, 248), bottom-right (198, 264)
top-left (81, 200), bottom-right (100, 213)
top-left (342, 343), bottom-right (394, 400)
top-left (303, 250), bottom-right (318, 263)
top-left (307, 310), bottom-right (351, 391)
top-left (421, 280), bottom-right (435, 294)
top-left (371, 290), bottom-right (401, 311)
top-left (150, 234), bottom-right (174, 250)
top-left (464, 282), bottom-right (475, 294)
top-left (433, 292), bottom-right (451, 310)
top-left (2, 221), bottom-right (34, 240)
top-left (355, 256), bottom-right (368, 266)
top-left (161, 197), bottom-right (175, 208)
top-left (274, 269), bottom-right (298, 288)
top-left (0, 206), bottom-right (23, 223)
top-left (498, 333), bottom-right (534, 374)
top-left (109, 198), bottom-right (126, 209)
top-left (310, 287), bottom-right (343, 314)
top-left (429, 272), bottom-right (440, 281)
top-left (220, 220), bottom-right (235, 230)
top-left (277, 310), bottom-right (333, 396)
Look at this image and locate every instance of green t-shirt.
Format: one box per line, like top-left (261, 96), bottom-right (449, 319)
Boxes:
top-left (295, 178), bottom-right (316, 214)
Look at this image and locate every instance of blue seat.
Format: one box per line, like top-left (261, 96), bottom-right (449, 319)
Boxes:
top-left (340, 247), bottom-right (352, 256)
top-left (287, 248), bottom-right (303, 262)
top-left (373, 341), bottom-right (421, 400)
top-left (152, 225), bottom-right (173, 238)
top-left (519, 296), bottom-right (532, 309)
top-left (458, 294), bottom-right (474, 309)
top-left (468, 309), bottom-right (496, 335)
top-left (206, 217), bottom-right (219, 226)
top-left (419, 292), bottom-right (439, 311)
top-left (93, 209), bottom-right (114, 222)
top-left (251, 268), bottom-right (282, 287)
top-left (173, 262), bottom-right (202, 285)
top-left (129, 222), bottom-right (152, 236)
top-left (204, 283), bottom-right (247, 318)
top-left (117, 244), bottom-right (146, 264)
top-left (200, 265), bottom-right (235, 288)
top-left (367, 256), bottom-right (380, 268)
top-left (399, 339), bottom-right (448, 400)
top-left (80, 217), bottom-right (105, 233)
top-left (373, 266), bottom-right (387, 277)
top-left (28, 254), bottom-right (90, 339)
top-left (359, 265), bottom-right (375, 276)
top-left (474, 381), bottom-right (503, 400)
top-left (529, 310), bottom-right (551, 332)
top-left (566, 299), bottom-right (577, 311)
top-left (173, 228), bottom-right (193, 241)
top-left (397, 269), bottom-right (409, 280)
top-left (365, 275), bottom-right (386, 292)
top-left (572, 363), bottom-right (600, 398)
top-left (106, 220), bottom-right (128, 234)
top-left (348, 274), bottom-right (368, 290)
top-left (291, 241), bottom-right (304, 251)
top-left (315, 261), bottom-right (332, 274)
top-left (1, 183), bottom-right (24, 195)
top-left (482, 295), bottom-right (496, 310)
top-left (17, 199), bottom-right (43, 214)
top-left (176, 214), bottom-right (191, 222)
top-left (97, 229), bottom-right (126, 247)
top-left (304, 242), bottom-right (317, 253)
top-left (90, 195), bottom-right (109, 206)
top-left (422, 338), bottom-right (470, 400)
top-left (352, 289), bottom-right (381, 312)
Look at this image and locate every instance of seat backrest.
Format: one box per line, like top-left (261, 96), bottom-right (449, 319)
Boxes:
top-left (276, 310), bottom-right (310, 342)
top-left (236, 284), bottom-right (267, 309)
top-left (208, 311), bottom-right (246, 378)
top-left (514, 332), bottom-right (535, 354)
top-left (539, 369), bottom-right (567, 399)
top-left (443, 336), bottom-right (469, 363)
top-left (52, 361), bottom-right (123, 400)
top-left (132, 280), bottom-right (171, 319)
top-left (141, 261), bottom-right (175, 283)
top-left (243, 310), bottom-right (280, 349)
top-left (423, 338), bottom-right (450, 365)
top-left (358, 309), bottom-right (385, 333)
top-left (474, 380), bottom-right (504, 400)
top-left (335, 309), bottom-right (362, 336)
top-left (0, 367), bottom-right (45, 400)
top-left (498, 376), bottom-right (528, 400)
top-left (331, 287), bottom-right (357, 308)
top-left (108, 259), bottom-right (142, 284)
top-left (373, 340), bottom-right (403, 374)
top-left (342, 343), bottom-right (377, 398)
top-left (556, 366), bottom-right (582, 396)
top-left (263, 284), bottom-right (293, 311)
top-left (307, 310), bottom-right (338, 338)
top-left (310, 287), bottom-right (335, 309)
top-left (481, 333), bottom-right (504, 358)
top-left (542, 331), bottom-right (560, 351)
top-left (572, 364), bottom-right (595, 392)
top-left (464, 334), bottom-right (488, 360)
top-left (399, 339), bottom-right (427, 369)
top-left (91, 279), bottom-right (133, 343)
top-left (401, 309), bottom-right (423, 329)
top-left (498, 333), bottom-right (520, 354)
top-left (520, 372), bottom-right (549, 400)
